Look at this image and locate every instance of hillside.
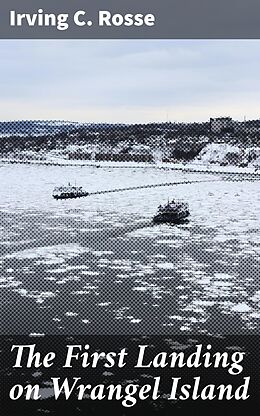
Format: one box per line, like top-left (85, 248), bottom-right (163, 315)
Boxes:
top-left (0, 119), bottom-right (259, 168)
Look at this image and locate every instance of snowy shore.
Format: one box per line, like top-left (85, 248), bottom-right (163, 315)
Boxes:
top-left (1, 156), bottom-right (260, 177)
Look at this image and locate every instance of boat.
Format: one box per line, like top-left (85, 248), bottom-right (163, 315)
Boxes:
top-left (153, 199), bottom-right (190, 224)
top-left (52, 183), bottom-right (88, 199)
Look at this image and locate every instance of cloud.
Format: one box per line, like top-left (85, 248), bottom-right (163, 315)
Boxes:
top-left (0, 40), bottom-right (260, 122)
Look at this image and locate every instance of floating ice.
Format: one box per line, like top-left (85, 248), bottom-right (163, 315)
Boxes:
top-left (3, 244), bottom-right (88, 263)
top-left (156, 262), bottom-right (175, 269)
top-left (231, 303), bottom-right (251, 312)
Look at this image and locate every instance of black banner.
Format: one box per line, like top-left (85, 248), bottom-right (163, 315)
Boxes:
top-left (1, 0), bottom-right (260, 39)
top-left (1, 335), bottom-right (260, 415)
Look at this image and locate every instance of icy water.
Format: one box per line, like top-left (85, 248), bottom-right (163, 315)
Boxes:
top-left (0, 163), bottom-right (259, 335)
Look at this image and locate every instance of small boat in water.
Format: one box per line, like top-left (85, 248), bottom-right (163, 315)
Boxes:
top-left (52, 183), bottom-right (88, 199)
top-left (153, 199), bottom-right (190, 224)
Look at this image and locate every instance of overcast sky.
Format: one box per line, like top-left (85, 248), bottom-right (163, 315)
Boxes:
top-left (1, 40), bottom-right (260, 123)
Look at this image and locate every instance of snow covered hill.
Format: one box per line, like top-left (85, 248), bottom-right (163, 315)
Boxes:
top-left (195, 143), bottom-right (260, 168)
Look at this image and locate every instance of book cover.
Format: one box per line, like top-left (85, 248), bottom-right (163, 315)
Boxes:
top-left (0, 1), bottom-right (259, 415)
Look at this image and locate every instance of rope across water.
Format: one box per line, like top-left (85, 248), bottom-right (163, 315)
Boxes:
top-left (87, 176), bottom-right (258, 197)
